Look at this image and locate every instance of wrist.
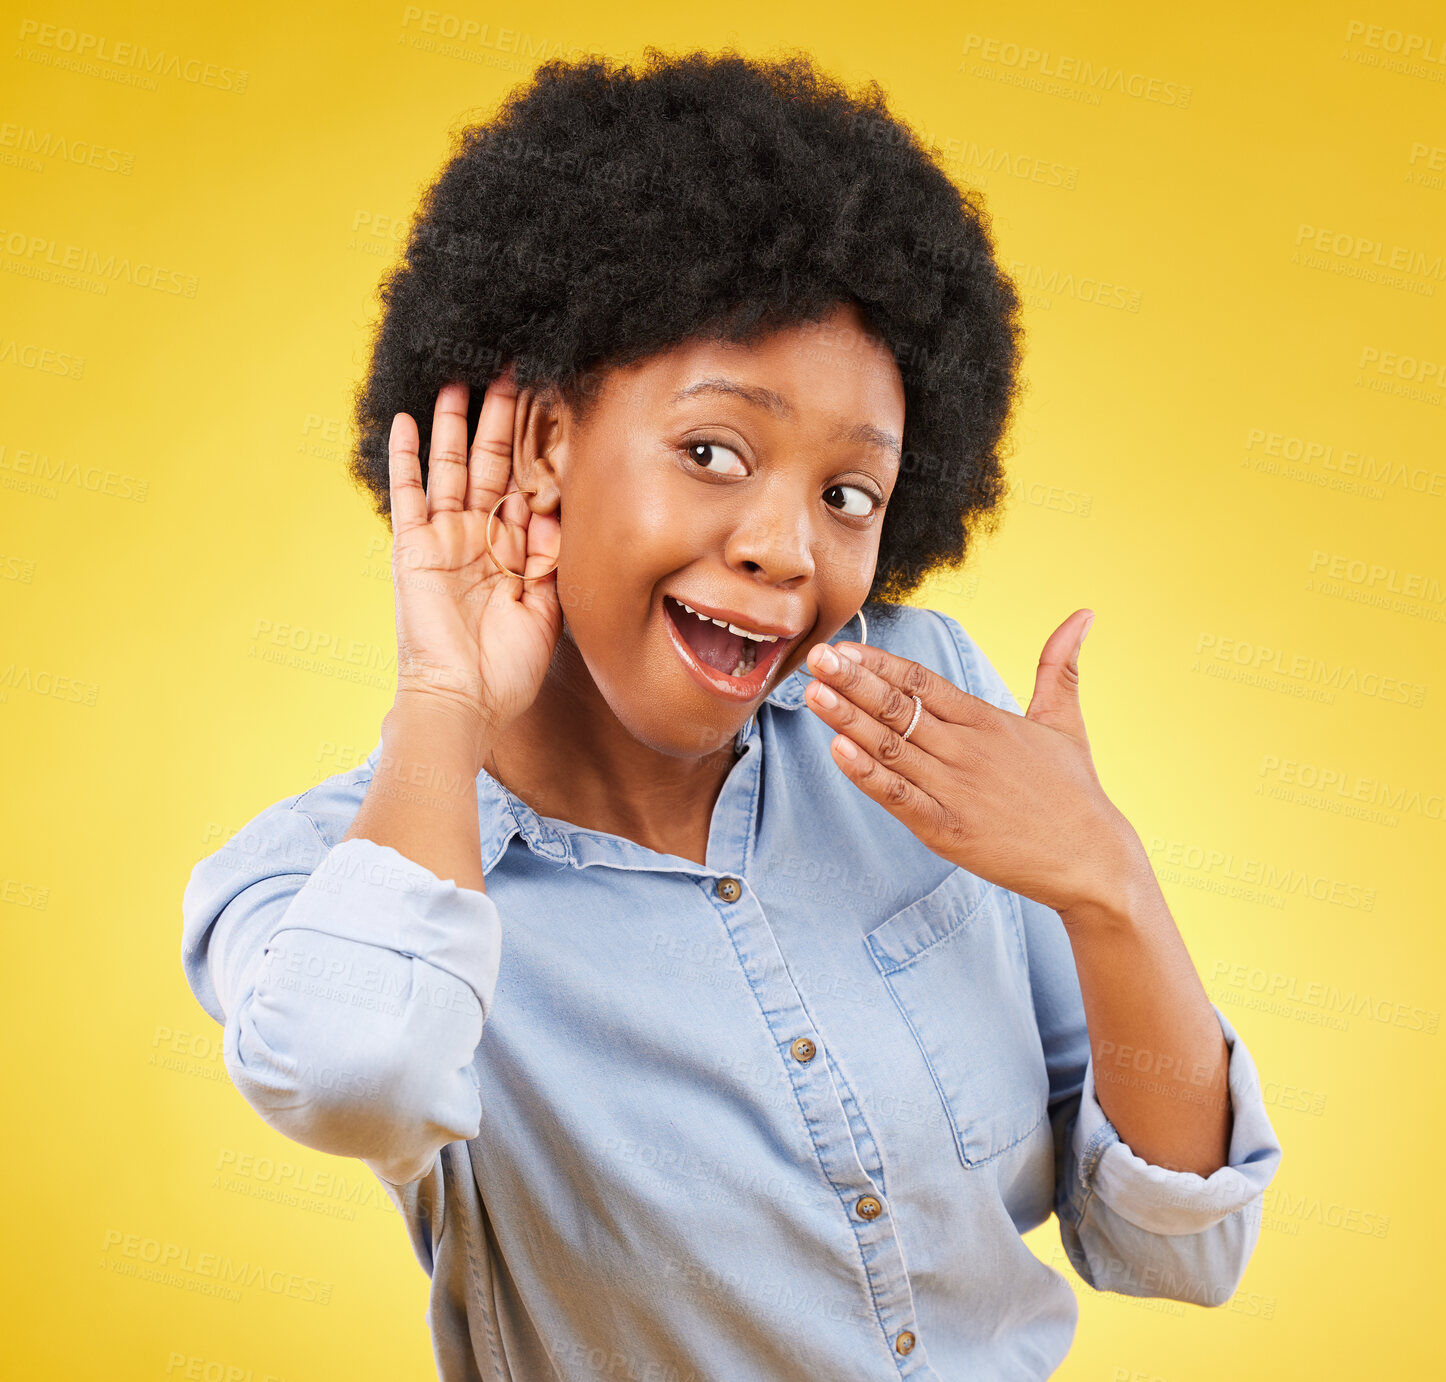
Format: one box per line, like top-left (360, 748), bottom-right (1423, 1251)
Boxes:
top-left (1057, 811), bottom-right (1158, 934)
top-left (386, 689), bottom-right (496, 780)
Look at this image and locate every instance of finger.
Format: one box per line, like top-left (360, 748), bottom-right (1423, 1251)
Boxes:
top-left (1026, 609), bottom-right (1093, 734)
top-left (425, 380), bottom-right (472, 516)
top-left (804, 652), bottom-right (944, 762)
top-left (387, 412), bottom-right (428, 536)
top-left (821, 728), bottom-right (945, 830)
top-left (808, 642), bottom-right (993, 739)
top-left (519, 508), bottom-right (563, 613)
top-left (485, 481), bottom-right (529, 581)
top-left (466, 365), bottom-right (519, 513)
top-left (804, 666), bottom-right (943, 793)
top-left (490, 473), bottom-right (557, 588)
top-left (1039, 609), bottom-right (1092, 675)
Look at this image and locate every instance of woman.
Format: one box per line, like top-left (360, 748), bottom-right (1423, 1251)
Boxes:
top-left (183, 48), bottom-right (1281, 1380)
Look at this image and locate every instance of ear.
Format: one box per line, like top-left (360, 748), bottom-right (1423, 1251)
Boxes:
top-left (510, 380), bottom-right (568, 517)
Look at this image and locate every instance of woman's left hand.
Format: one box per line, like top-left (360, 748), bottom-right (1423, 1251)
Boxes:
top-left (803, 609), bottom-right (1146, 918)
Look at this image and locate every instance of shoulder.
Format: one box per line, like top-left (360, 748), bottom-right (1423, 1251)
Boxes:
top-left (865, 602), bottom-right (1023, 716)
top-left (182, 754), bottom-right (379, 926)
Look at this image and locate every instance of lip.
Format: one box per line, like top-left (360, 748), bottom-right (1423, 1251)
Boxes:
top-left (661, 595), bottom-right (802, 704)
top-left (663, 594), bottom-right (804, 640)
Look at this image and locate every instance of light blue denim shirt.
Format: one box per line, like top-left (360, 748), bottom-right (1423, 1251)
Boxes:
top-left (181, 603), bottom-right (1282, 1381)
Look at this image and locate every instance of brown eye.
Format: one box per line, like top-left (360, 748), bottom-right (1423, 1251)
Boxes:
top-left (824, 484), bottom-right (878, 517)
top-left (685, 441), bottom-right (748, 476)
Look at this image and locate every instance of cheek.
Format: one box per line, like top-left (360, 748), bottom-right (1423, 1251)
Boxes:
top-left (817, 532), bottom-right (883, 609)
top-left (550, 476), bottom-right (669, 638)
top-left (567, 466), bottom-right (713, 584)
top-left (847, 540), bottom-right (883, 592)
top-left (627, 489), bottom-right (702, 558)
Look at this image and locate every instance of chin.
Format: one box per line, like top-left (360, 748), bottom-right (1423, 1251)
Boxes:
top-left (620, 711), bottom-right (744, 761)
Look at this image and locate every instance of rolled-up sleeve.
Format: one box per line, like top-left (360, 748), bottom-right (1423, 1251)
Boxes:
top-left (181, 800), bottom-right (502, 1187)
top-left (1055, 1002), bottom-right (1283, 1303)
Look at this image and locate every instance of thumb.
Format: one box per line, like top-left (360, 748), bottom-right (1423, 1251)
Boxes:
top-left (1025, 609), bottom-right (1094, 738)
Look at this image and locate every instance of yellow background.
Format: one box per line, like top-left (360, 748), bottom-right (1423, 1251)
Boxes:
top-left (4, 0), bottom-right (1441, 1376)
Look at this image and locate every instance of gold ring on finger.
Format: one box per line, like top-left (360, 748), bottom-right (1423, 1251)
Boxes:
top-left (899, 693), bottom-right (924, 743)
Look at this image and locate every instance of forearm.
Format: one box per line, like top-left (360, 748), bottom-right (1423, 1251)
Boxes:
top-left (341, 691), bottom-right (492, 893)
top-left (1059, 826), bottom-right (1232, 1177)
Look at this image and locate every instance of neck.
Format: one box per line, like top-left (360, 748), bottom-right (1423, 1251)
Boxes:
top-left (484, 631), bottom-right (744, 860)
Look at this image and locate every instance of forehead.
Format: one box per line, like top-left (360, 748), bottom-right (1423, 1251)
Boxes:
top-left (588, 302), bottom-right (905, 443)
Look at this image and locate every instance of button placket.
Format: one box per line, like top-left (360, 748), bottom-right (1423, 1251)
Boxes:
top-left (823, 1043), bottom-right (888, 1199)
top-left (706, 876), bottom-right (929, 1376)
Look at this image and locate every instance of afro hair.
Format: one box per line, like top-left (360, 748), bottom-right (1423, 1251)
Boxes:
top-left (349, 46), bottom-right (1025, 606)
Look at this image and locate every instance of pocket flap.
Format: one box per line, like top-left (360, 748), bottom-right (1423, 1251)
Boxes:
top-left (865, 867), bottom-right (1000, 974)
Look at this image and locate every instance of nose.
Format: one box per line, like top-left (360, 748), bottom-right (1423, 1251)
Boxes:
top-left (722, 479), bottom-right (816, 587)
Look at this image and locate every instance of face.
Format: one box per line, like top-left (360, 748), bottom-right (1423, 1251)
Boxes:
top-left (527, 299), bottom-right (905, 759)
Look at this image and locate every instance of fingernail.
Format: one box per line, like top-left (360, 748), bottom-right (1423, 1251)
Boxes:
top-left (812, 645), bottom-right (839, 673)
top-left (811, 683), bottom-right (838, 709)
top-left (835, 736), bottom-right (859, 760)
top-left (838, 644), bottom-right (863, 663)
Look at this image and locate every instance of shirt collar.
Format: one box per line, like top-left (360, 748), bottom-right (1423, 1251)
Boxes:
top-left (763, 659), bottom-right (810, 711)
top-left (458, 658), bottom-right (811, 872)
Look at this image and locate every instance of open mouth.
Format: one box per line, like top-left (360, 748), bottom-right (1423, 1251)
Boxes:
top-left (661, 594), bottom-right (797, 698)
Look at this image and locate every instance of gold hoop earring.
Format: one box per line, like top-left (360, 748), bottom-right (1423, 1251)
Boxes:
top-left (484, 487), bottom-right (559, 581)
top-left (854, 607), bottom-right (868, 647)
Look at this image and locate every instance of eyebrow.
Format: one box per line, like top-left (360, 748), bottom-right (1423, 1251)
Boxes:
top-left (670, 377), bottom-right (902, 460)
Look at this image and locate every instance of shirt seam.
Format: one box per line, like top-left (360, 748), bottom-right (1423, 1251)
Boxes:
top-left (1075, 1116), bottom-right (1118, 1224)
top-left (291, 800), bottom-right (337, 852)
top-left (741, 723), bottom-right (762, 879)
top-left (289, 771), bottom-right (377, 852)
top-left (930, 607), bottom-right (974, 696)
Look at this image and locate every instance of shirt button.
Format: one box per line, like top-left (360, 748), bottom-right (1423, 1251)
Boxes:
top-left (790, 1037), bottom-right (816, 1063)
top-left (855, 1195), bottom-right (883, 1220)
top-left (895, 1331), bottom-right (916, 1355)
top-left (716, 876), bottom-right (742, 903)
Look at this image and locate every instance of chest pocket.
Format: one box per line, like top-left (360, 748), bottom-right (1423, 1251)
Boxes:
top-left (866, 868), bottom-right (1050, 1168)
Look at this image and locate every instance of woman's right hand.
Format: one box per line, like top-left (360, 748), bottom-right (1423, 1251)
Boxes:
top-left (386, 370), bottom-right (562, 744)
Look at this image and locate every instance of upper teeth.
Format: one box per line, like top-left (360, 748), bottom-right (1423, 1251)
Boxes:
top-left (677, 600), bottom-right (779, 642)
